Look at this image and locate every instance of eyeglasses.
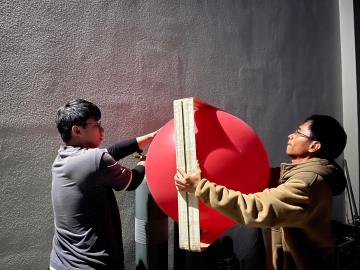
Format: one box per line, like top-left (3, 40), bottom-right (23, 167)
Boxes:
top-left (293, 128), bottom-right (313, 140)
top-left (85, 120), bottom-right (102, 129)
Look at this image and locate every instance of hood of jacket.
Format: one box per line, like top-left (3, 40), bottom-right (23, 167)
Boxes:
top-left (280, 158), bottom-right (346, 196)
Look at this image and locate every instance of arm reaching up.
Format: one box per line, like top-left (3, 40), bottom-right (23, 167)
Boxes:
top-left (136, 130), bottom-right (159, 149)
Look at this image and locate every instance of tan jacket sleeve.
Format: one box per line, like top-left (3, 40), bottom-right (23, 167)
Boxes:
top-left (195, 178), bottom-right (312, 228)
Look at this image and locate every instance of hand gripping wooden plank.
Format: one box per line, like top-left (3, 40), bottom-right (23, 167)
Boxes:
top-left (173, 97), bottom-right (214, 251)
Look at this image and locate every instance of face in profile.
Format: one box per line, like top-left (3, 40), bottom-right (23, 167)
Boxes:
top-left (286, 121), bottom-right (314, 160)
top-left (75, 118), bottom-right (104, 148)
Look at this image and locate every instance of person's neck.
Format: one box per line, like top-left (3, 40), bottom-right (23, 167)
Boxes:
top-left (290, 156), bottom-right (313, 164)
top-left (66, 139), bottom-right (87, 148)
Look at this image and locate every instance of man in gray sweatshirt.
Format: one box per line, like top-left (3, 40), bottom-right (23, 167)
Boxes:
top-left (50, 99), bottom-right (157, 270)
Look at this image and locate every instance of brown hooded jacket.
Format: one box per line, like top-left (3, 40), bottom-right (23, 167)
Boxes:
top-left (195, 158), bottom-right (346, 270)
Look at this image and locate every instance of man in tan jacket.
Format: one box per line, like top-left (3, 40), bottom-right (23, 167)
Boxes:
top-left (175, 115), bottom-right (347, 270)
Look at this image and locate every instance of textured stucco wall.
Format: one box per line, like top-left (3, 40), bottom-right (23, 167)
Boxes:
top-left (0, 0), bottom-right (343, 269)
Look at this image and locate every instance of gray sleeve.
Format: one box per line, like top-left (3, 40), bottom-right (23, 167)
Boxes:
top-left (99, 152), bottom-right (133, 191)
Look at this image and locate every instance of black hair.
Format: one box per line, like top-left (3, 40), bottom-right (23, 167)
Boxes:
top-left (305, 115), bottom-right (347, 160)
top-left (56, 99), bottom-right (101, 142)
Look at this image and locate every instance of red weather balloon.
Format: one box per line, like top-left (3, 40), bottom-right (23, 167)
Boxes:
top-left (145, 107), bottom-right (270, 244)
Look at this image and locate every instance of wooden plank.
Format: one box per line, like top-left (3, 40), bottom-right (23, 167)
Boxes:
top-left (174, 97), bottom-right (201, 251)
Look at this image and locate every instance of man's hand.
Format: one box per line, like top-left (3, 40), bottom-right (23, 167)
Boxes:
top-left (133, 150), bottom-right (146, 161)
top-left (174, 161), bottom-right (202, 194)
top-left (137, 160), bottom-right (146, 167)
top-left (134, 150), bottom-right (146, 166)
top-left (136, 129), bottom-right (159, 149)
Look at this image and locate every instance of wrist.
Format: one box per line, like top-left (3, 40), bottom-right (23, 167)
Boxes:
top-left (137, 161), bottom-right (146, 167)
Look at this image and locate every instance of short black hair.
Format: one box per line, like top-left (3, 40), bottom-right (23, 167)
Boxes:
top-left (56, 99), bottom-right (101, 142)
top-left (305, 115), bottom-right (347, 160)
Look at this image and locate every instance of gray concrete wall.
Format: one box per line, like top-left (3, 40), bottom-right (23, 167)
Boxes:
top-left (339, 0), bottom-right (359, 217)
top-left (0, 0), bottom-right (345, 269)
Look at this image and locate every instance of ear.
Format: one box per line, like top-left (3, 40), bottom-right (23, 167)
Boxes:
top-left (308, 141), bottom-right (321, 154)
top-left (71, 125), bottom-right (81, 136)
